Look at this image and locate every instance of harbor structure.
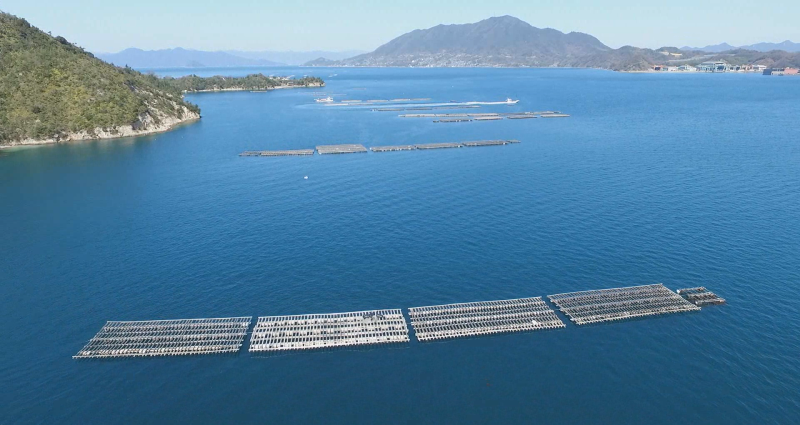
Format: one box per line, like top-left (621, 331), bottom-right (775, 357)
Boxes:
top-left (73, 317), bottom-right (252, 359)
top-left (249, 309), bottom-right (409, 352)
top-left (408, 297), bottom-right (565, 342)
top-left (548, 284), bottom-right (700, 326)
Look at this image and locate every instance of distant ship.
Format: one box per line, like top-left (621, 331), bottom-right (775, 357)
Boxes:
top-left (315, 96), bottom-right (333, 103)
top-left (462, 98), bottom-right (520, 105)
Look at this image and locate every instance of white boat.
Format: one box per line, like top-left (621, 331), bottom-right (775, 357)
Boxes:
top-left (463, 98), bottom-right (520, 106)
top-left (315, 96), bottom-right (333, 103)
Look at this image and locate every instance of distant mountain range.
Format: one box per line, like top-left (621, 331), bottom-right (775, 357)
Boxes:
top-left (97, 48), bottom-right (364, 68)
top-left (95, 18), bottom-right (800, 72)
top-left (223, 50), bottom-right (364, 65)
top-left (305, 16), bottom-right (800, 71)
top-left (682, 41), bottom-right (800, 53)
top-left (311, 16), bottom-right (613, 68)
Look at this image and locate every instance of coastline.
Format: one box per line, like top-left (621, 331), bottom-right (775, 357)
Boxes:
top-left (301, 64), bottom-right (771, 74)
top-left (1, 109), bottom-right (200, 149)
top-left (1, 83), bottom-right (323, 150)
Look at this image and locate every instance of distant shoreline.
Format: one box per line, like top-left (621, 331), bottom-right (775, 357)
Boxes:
top-left (184, 82), bottom-right (323, 93)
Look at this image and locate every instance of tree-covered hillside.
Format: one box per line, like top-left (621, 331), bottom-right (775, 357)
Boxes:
top-left (0, 12), bottom-right (199, 145)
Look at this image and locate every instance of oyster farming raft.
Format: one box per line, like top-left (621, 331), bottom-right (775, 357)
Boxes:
top-left (73, 284), bottom-right (725, 359)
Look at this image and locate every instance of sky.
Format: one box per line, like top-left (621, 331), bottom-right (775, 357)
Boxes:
top-left (2, 0), bottom-right (799, 53)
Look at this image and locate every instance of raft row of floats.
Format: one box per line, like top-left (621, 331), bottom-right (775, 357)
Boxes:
top-left (548, 284), bottom-right (701, 326)
top-left (315, 144), bottom-right (369, 154)
top-left (677, 287), bottom-right (727, 306)
top-left (249, 310), bottom-right (409, 352)
top-left (373, 105), bottom-right (481, 111)
top-left (239, 140), bottom-right (520, 156)
top-left (398, 111), bottom-right (564, 118)
top-left (408, 297), bottom-right (565, 342)
top-left (73, 317), bottom-right (252, 359)
top-left (239, 149), bottom-right (315, 157)
top-left (429, 113), bottom-right (570, 122)
top-left (330, 98), bottom-right (432, 104)
top-left (74, 284), bottom-right (724, 359)
top-left (369, 140), bottom-right (521, 151)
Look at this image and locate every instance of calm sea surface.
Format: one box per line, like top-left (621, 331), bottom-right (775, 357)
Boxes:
top-left (1, 67), bottom-right (799, 424)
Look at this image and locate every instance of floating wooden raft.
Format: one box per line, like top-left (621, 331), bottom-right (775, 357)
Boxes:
top-left (401, 113), bottom-right (487, 118)
top-left (462, 140), bottom-right (520, 147)
top-left (239, 149), bottom-right (314, 157)
top-left (507, 115), bottom-right (539, 119)
top-left (677, 287), bottom-right (726, 306)
top-left (473, 116), bottom-right (503, 121)
top-left (548, 284), bottom-right (700, 326)
top-left (433, 119), bottom-right (472, 123)
top-left (414, 142), bottom-right (464, 149)
top-left (540, 113), bottom-right (571, 118)
top-left (315, 144), bottom-right (368, 154)
top-left (73, 317), bottom-right (252, 359)
top-left (370, 145), bottom-right (417, 152)
top-left (408, 297), bottom-right (565, 342)
top-left (249, 309), bottom-right (409, 352)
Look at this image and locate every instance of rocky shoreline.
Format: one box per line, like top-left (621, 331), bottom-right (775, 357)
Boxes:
top-left (1, 106), bottom-right (200, 149)
top-left (1, 83), bottom-right (321, 149)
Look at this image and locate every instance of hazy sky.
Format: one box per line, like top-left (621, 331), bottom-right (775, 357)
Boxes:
top-left (3, 0), bottom-right (798, 53)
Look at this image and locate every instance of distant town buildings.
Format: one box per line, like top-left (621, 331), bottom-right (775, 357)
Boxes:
top-left (696, 61), bottom-right (730, 72)
top-left (651, 61), bottom-right (794, 75)
top-left (763, 67), bottom-right (799, 76)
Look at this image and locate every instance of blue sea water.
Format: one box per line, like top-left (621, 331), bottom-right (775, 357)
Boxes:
top-left (1, 67), bottom-right (799, 424)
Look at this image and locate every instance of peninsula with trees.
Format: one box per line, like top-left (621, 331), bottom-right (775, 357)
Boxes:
top-left (0, 12), bottom-right (323, 148)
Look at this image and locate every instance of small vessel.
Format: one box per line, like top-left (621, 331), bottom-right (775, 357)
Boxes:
top-left (504, 98), bottom-right (519, 104)
top-left (315, 96), bottom-right (333, 103)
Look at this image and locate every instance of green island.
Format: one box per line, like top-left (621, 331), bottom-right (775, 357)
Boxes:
top-left (165, 74), bottom-right (323, 93)
top-left (0, 12), bottom-right (323, 147)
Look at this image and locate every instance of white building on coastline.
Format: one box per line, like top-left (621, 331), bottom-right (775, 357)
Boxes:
top-left (697, 61), bottom-right (730, 72)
